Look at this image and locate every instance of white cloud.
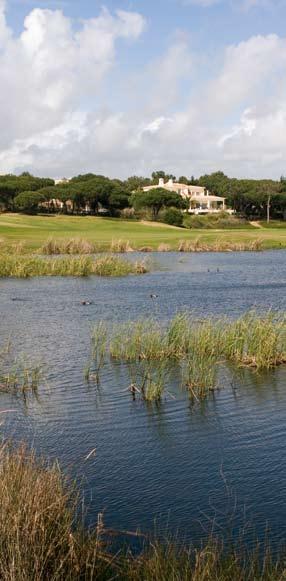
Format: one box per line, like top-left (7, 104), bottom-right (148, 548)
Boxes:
top-left (0, 4), bottom-right (145, 162)
top-left (0, 3), bottom-right (286, 179)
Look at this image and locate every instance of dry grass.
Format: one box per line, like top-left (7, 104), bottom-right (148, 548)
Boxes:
top-left (157, 243), bottom-right (171, 252)
top-left (41, 237), bottom-right (95, 255)
top-left (139, 246), bottom-right (153, 252)
top-left (110, 239), bottom-right (134, 253)
top-left (0, 444), bottom-right (285, 580)
top-left (0, 444), bottom-right (111, 581)
top-left (178, 238), bottom-right (263, 252)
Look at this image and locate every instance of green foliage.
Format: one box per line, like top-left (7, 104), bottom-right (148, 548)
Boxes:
top-left (105, 310), bottom-right (286, 371)
top-left (1, 170), bottom-right (285, 220)
top-left (0, 255), bottom-right (148, 278)
top-left (14, 191), bottom-right (46, 213)
top-left (123, 175), bottom-right (151, 192)
top-left (161, 207), bottom-right (184, 227)
top-left (151, 170), bottom-right (176, 183)
top-left (130, 188), bottom-right (186, 220)
top-left (198, 171), bottom-right (286, 219)
top-left (183, 213), bottom-right (250, 229)
top-left (0, 174), bottom-right (54, 211)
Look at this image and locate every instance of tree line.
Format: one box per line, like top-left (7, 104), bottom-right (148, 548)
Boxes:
top-left (0, 170), bottom-right (285, 221)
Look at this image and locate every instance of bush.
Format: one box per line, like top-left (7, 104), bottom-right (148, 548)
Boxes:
top-left (183, 212), bottom-right (250, 229)
top-left (161, 208), bottom-right (184, 227)
top-left (120, 207), bottom-right (136, 220)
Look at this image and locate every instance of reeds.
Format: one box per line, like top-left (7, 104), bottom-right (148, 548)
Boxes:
top-left (92, 256), bottom-right (148, 276)
top-left (139, 246), bottom-right (153, 252)
top-left (0, 240), bottom-right (26, 254)
top-left (42, 238), bottom-right (135, 254)
top-left (92, 311), bottom-right (286, 400)
top-left (178, 238), bottom-right (263, 252)
top-left (85, 322), bottom-right (108, 383)
top-left (110, 319), bottom-right (165, 361)
top-left (183, 353), bottom-right (217, 399)
top-left (0, 444), bottom-right (110, 580)
top-left (41, 237), bottom-right (95, 255)
top-left (157, 243), bottom-right (171, 252)
top-left (219, 311), bottom-right (286, 370)
top-left (112, 312), bottom-right (286, 369)
top-left (0, 255), bottom-right (148, 277)
top-left (0, 360), bottom-right (44, 397)
top-left (127, 360), bottom-right (169, 401)
top-left (110, 239), bottom-right (134, 253)
top-left (1, 444), bottom-right (286, 580)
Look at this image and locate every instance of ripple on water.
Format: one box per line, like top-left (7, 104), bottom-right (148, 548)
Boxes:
top-left (1, 251), bottom-right (286, 544)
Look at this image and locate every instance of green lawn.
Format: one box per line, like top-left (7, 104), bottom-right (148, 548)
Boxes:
top-left (0, 213), bottom-right (286, 251)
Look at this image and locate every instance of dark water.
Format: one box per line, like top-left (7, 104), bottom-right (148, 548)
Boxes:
top-left (1, 251), bottom-right (286, 547)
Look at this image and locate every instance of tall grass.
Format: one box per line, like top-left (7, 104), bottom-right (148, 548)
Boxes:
top-left (183, 353), bottom-right (217, 399)
top-left (110, 239), bottom-right (134, 253)
top-left (127, 360), bottom-right (169, 401)
top-left (92, 311), bottom-right (286, 400)
top-left (0, 255), bottom-right (148, 277)
top-left (0, 346), bottom-right (44, 398)
top-left (92, 256), bottom-right (148, 276)
top-left (0, 362), bottom-right (43, 396)
top-left (0, 444), bottom-right (286, 580)
top-left (178, 238), bottom-right (263, 252)
top-left (0, 444), bottom-right (109, 581)
top-left (110, 319), bottom-right (165, 361)
top-left (219, 311), bottom-right (286, 369)
top-left (41, 237), bottom-right (95, 255)
top-left (109, 311), bottom-right (286, 371)
top-left (157, 243), bottom-right (171, 252)
top-left (85, 322), bottom-right (108, 383)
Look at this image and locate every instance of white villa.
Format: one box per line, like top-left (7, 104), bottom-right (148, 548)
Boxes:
top-left (143, 178), bottom-right (232, 214)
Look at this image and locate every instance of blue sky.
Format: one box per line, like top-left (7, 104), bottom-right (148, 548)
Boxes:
top-left (1, 0), bottom-right (286, 178)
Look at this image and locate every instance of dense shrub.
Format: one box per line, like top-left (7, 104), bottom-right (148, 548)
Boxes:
top-left (161, 207), bottom-right (184, 227)
top-left (184, 212), bottom-right (250, 229)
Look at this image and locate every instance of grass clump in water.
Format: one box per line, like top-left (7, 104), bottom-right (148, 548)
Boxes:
top-left (0, 363), bottom-right (43, 396)
top-left (128, 360), bottom-right (170, 401)
top-left (110, 319), bottom-right (165, 361)
top-left (85, 322), bottom-right (108, 383)
top-left (95, 310), bottom-right (286, 401)
top-left (0, 255), bottom-right (93, 277)
top-left (0, 347), bottom-right (44, 398)
top-left (219, 311), bottom-right (286, 370)
top-left (183, 353), bottom-right (217, 399)
top-left (93, 256), bottom-right (148, 276)
top-left (0, 255), bottom-right (148, 278)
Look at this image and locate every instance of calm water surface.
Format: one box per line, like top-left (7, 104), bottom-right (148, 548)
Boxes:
top-left (1, 251), bottom-right (286, 546)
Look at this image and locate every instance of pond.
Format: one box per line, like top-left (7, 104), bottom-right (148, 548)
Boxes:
top-left (1, 250), bottom-right (286, 548)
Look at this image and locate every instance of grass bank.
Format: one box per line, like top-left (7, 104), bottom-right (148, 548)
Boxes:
top-left (0, 213), bottom-right (286, 251)
top-left (0, 444), bottom-right (285, 580)
top-left (0, 255), bottom-right (148, 277)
